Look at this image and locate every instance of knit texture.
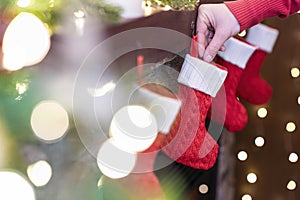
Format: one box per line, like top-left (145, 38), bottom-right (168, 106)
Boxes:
top-left (214, 56), bottom-right (248, 132)
top-left (225, 0), bottom-right (300, 31)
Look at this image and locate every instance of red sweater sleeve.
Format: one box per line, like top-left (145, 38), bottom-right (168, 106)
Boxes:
top-left (225, 0), bottom-right (300, 31)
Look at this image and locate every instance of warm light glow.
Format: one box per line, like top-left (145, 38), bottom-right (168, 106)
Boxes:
top-left (199, 184), bottom-right (209, 194)
top-left (298, 96), bottom-right (300, 105)
top-left (74, 10), bottom-right (85, 18)
top-left (242, 194), bottom-right (252, 200)
top-left (287, 180), bottom-right (297, 190)
top-left (247, 173), bottom-right (257, 184)
top-left (27, 160), bottom-right (52, 187)
top-left (31, 100), bottom-right (69, 142)
top-left (257, 107), bottom-right (268, 118)
top-left (238, 30), bottom-right (247, 37)
top-left (17, 0), bottom-right (31, 7)
top-left (286, 122), bottom-right (296, 133)
top-left (237, 151), bottom-right (248, 161)
top-left (254, 136), bottom-right (265, 147)
top-left (0, 171), bottom-right (35, 200)
top-left (88, 81), bottom-right (116, 97)
top-left (97, 138), bottom-right (137, 179)
top-left (2, 12), bottom-right (51, 71)
top-left (289, 152), bottom-right (298, 163)
top-left (291, 67), bottom-right (300, 78)
top-left (110, 105), bottom-right (158, 152)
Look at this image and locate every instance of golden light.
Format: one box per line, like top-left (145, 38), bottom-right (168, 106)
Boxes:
top-left (17, 0), bottom-right (31, 7)
top-left (2, 12), bottom-right (51, 71)
top-left (110, 105), bottom-right (158, 152)
top-left (286, 122), bottom-right (296, 133)
top-left (237, 150), bottom-right (248, 161)
top-left (238, 30), bottom-right (247, 37)
top-left (198, 184), bottom-right (209, 194)
top-left (242, 194), bottom-right (252, 200)
top-left (30, 100), bottom-right (69, 143)
top-left (247, 172), bottom-right (257, 184)
top-left (290, 67), bottom-right (300, 78)
top-left (0, 171), bottom-right (35, 200)
top-left (287, 180), bottom-right (297, 190)
top-left (288, 152), bottom-right (298, 163)
top-left (27, 160), bottom-right (52, 187)
top-left (257, 107), bottom-right (268, 118)
top-left (254, 136), bottom-right (265, 147)
top-left (97, 138), bottom-right (137, 179)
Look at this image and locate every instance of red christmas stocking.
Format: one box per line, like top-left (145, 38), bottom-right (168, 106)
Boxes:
top-left (161, 36), bottom-right (228, 169)
top-left (214, 37), bottom-right (256, 132)
top-left (236, 23), bottom-right (279, 105)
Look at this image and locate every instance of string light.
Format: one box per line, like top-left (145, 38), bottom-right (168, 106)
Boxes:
top-left (109, 105), bottom-right (158, 152)
top-left (254, 136), bottom-right (265, 147)
top-left (198, 184), bottom-right (209, 194)
top-left (97, 138), bottom-right (137, 179)
top-left (287, 180), bottom-right (297, 190)
top-left (286, 122), bottom-right (296, 133)
top-left (257, 107), bottom-right (268, 118)
top-left (27, 160), bottom-right (52, 187)
top-left (31, 100), bottom-right (69, 143)
top-left (0, 171), bottom-right (35, 200)
top-left (247, 172), bottom-right (257, 184)
top-left (237, 151), bottom-right (248, 161)
top-left (242, 194), bottom-right (252, 200)
top-left (288, 152), bottom-right (298, 163)
top-left (290, 67), bottom-right (300, 78)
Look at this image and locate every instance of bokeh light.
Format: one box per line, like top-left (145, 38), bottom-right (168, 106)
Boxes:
top-left (286, 122), bottom-right (296, 133)
top-left (27, 160), bottom-right (52, 187)
top-left (287, 180), bottom-right (297, 190)
top-left (97, 138), bottom-right (137, 179)
top-left (110, 105), bottom-right (158, 152)
top-left (17, 0), bottom-right (31, 7)
top-left (288, 152), bottom-right (298, 163)
top-left (290, 67), bottom-right (300, 78)
top-left (247, 173), bottom-right (257, 184)
top-left (198, 184), bottom-right (209, 194)
top-left (257, 107), bottom-right (268, 118)
top-left (30, 100), bottom-right (69, 143)
top-left (237, 151), bottom-right (248, 161)
top-left (0, 171), bottom-right (35, 200)
top-left (242, 194), bottom-right (252, 200)
top-left (2, 12), bottom-right (51, 71)
top-left (254, 136), bottom-right (265, 147)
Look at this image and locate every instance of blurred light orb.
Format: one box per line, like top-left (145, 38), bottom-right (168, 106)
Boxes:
top-left (31, 100), bottom-right (69, 142)
top-left (289, 152), bottom-right (298, 163)
top-left (287, 180), bottom-right (297, 190)
top-left (27, 160), bottom-right (52, 187)
top-left (254, 136), bottom-right (265, 147)
top-left (17, 0), bottom-right (31, 7)
top-left (2, 12), bottom-right (50, 71)
top-left (198, 184), bottom-right (209, 194)
top-left (110, 105), bottom-right (158, 152)
top-left (0, 171), bottom-right (35, 200)
top-left (291, 67), bottom-right (300, 78)
top-left (247, 172), bottom-right (257, 183)
top-left (286, 122), bottom-right (296, 133)
top-left (97, 138), bottom-right (137, 179)
top-left (257, 107), bottom-right (268, 118)
top-left (237, 150), bottom-right (248, 161)
top-left (242, 194), bottom-right (252, 200)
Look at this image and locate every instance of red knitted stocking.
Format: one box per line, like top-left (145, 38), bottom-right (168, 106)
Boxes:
top-left (236, 24), bottom-right (279, 105)
top-left (214, 37), bottom-right (256, 132)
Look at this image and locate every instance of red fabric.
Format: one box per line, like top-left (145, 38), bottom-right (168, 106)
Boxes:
top-left (235, 37), bottom-right (272, 105)
top-left (214, 56), bottom-right (248, 132)
top-left (225, 0), bottom-right (300, 31)
top-left (161, 84), bottom-right (218, 170)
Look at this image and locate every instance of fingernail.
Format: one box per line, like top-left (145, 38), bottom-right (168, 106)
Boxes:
top-left (204, 55), bottom-right (212, 62)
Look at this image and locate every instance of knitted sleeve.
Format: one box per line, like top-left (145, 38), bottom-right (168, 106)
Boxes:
top-left (225, 0), bottom-right (300, 31)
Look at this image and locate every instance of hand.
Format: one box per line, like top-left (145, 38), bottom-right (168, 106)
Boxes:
top-left (197, 4), bottom-right (240, 62)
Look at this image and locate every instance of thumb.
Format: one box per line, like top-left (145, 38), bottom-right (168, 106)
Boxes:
top-left (203, 31), bottom-right (228, 62)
